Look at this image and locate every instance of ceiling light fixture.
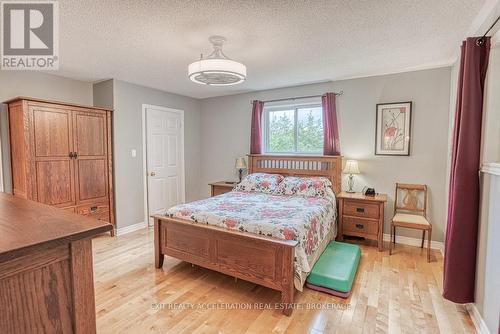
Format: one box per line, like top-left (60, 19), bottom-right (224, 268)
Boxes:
top-left (188, 36), bottom-right (246, 86)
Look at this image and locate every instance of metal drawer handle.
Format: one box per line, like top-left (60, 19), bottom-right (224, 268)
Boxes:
top-left (356, 207), bottom-right (365, 213)
top-left (90, 206), bottom-right (98, 213)
top-left (355, 223), bottom-right (364, 229)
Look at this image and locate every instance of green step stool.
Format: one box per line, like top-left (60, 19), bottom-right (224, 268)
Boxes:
top-left (306, 241), bottom-right (361, 298)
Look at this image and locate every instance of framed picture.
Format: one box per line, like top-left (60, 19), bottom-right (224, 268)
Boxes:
top-left (375, 102), bottom-right (412, 156)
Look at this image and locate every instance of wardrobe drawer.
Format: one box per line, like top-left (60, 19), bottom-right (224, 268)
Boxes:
top-left (92, 211), bottom-right (110, 223)
top-left (76, 202), bottom-right (109, 216)
top-left (61, 206), bottom-right (76, 213)
top-left (343, 217), bottom-right (379, 237)
top-left (343, 200), bottom-right (379, 219)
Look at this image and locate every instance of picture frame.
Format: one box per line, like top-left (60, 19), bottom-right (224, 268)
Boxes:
top-left (375, 102), bottom-right (412, 156)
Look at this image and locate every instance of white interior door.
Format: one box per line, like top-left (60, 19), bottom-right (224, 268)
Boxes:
top-left (145, 105), bottom-right (185, 225)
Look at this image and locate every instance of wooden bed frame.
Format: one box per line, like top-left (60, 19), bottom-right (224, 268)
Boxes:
top-left (153, 154), bottom-right (342, 315)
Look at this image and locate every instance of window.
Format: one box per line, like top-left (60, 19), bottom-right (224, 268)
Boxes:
top-left (263, 103), bottom-right (323, 154)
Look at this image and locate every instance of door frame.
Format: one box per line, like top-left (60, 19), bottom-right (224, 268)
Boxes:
top-left (142, 104), bottom-right (185, 227)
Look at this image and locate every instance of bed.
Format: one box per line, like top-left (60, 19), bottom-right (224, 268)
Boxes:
top-left (152, 154), bottom-right (342, 316)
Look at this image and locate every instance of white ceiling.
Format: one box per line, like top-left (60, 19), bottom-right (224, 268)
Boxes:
top-left (57, 0), bottom-right (488, 99)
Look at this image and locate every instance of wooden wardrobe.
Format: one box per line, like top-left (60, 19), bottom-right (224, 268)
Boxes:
top-left (5, 97), bottom-right (115, 235)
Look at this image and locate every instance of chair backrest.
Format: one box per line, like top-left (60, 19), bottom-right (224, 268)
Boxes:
top-left (394, 183), bottom-right (427, 217)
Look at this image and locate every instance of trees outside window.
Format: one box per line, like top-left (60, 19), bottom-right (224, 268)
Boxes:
top-left (265, 105), bottom-right (323, 154)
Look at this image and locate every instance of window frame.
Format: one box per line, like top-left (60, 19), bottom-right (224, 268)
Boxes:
top-left (262, 102), bottom-right (323, 155)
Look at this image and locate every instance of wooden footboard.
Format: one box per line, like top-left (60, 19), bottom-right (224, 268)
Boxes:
top-left (153, 215), bottom-right (298, 316)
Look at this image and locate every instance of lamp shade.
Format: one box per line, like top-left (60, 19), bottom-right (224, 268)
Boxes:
top-left (235, 157), bottom-right (247, 169)
top-left (188, 36), bottom-right (246, 86)
top-left (188, 59), bottom-right (246, 86)
top-left (343, 160), bottom-right (360, 174)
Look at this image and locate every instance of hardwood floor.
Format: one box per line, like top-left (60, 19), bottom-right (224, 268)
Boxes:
top-left (93, 228), bottom-right (476, 334)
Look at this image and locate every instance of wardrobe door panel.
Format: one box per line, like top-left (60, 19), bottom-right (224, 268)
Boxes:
top-left (76, 159), bottom-right (107, 201)
top-left (30, 105), bottom-right (75, 206)
top-left (74, 113), bottom-right (105, 156)
top-left (32, 107), bottom-right (72, 157)
top-left (35, 160), bottom-right (75, 206)
top-left (73, 111), bottom-right (108, 204)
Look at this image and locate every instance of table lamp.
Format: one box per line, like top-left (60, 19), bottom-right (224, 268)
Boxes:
top-left (235, 157), bottom-right (247, 182)
top-left (343, 160), bottom-right (360, 193)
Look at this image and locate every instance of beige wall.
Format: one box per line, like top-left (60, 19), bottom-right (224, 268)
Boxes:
top-left (199, 67), bottom-right (452, 242)
top-left (93, 79), bottom-right (114, 109)
top-left (476, 172), bottom-right (500, 334)
top-left (481, 46), bottom-right (500, 163)
top-left (474, 39), bottom-right (500, 334)
top-left (0, 72), bottom-right (93, 193)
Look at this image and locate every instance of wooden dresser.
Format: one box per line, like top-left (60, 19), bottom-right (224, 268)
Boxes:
top-left (337, 192), bottom-right (388, 251)
top-left (209, 181), bottom-right (237, 196)
top-left (5, 97), bottom-right (115, 235)
top-left (0, 193), bottom-right (112, 334)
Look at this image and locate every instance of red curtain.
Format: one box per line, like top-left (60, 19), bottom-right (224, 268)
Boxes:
top-left (322, 93), bottom-right (341, 155)
top-left (250, 100), bottom-right (264, 154)
top-left (443, 37), bottom-right (490, 303)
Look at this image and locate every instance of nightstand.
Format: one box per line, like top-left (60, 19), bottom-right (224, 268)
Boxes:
top-left (209, 181), bottom-right (237, 196)
top-left (337, 192), bottom-right (388, 251)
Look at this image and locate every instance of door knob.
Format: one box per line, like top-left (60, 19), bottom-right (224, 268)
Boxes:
top-left (150, 171), bottom-right (156, 176)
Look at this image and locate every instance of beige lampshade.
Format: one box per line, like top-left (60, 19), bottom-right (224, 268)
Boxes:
top-left (343, 160), bottom-right (360, 174)
top-left (235, 157), bottom-right (247, 169)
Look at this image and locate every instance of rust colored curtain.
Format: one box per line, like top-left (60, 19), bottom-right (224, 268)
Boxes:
top-left (322, 93), bottom-right (341, 155)
top-left (443, 37), bottom-right (490, 303)
top-left (250, 100), bottom-right (264, 154)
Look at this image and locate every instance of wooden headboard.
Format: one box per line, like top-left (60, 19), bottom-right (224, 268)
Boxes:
top-left (247, 154), bottom-right (343, 195)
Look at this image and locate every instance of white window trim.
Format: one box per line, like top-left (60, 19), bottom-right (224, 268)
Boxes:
top-left (263, 102), bottom-right (323, 155)
top-left (481, 162), bottom-right (500, 176)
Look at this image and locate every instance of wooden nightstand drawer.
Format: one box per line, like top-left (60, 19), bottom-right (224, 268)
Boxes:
top-left (343, 200), bottom-right (379, 219)
top-left (212, 185), bottom-right (233, 196)
top-left (338, 192), bottom-right (387, 251)
top-left (343, 217), bottom-right (378, 236)
top-left (209, 181), bottom-right (237, 197)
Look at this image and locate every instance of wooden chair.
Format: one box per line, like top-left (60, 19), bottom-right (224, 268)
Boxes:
top-left (389, 183), bottom-right (432, 262)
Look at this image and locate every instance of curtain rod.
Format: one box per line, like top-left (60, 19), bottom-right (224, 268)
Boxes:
top-left (476, 15), bottom-right (500, 46)
top-left (251, 91), bottom-right (343, 105)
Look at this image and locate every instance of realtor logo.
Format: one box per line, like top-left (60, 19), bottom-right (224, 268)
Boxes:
top-left (1, 1), bottom-right (59, 70)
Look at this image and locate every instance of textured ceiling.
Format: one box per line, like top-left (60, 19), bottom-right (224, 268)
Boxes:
top-left (57, 0), bottom-right (487, 98)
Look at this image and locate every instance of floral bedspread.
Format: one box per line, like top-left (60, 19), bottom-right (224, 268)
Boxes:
top-left (161, 191), bottom-right (337, 283)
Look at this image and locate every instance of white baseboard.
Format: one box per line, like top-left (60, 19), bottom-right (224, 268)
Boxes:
top-left (466, 303), bottom-right (491, 334)
top-left (383, 233), bottom-right (444, 255)
top-left (116, 221), bottom-right (148, 236)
